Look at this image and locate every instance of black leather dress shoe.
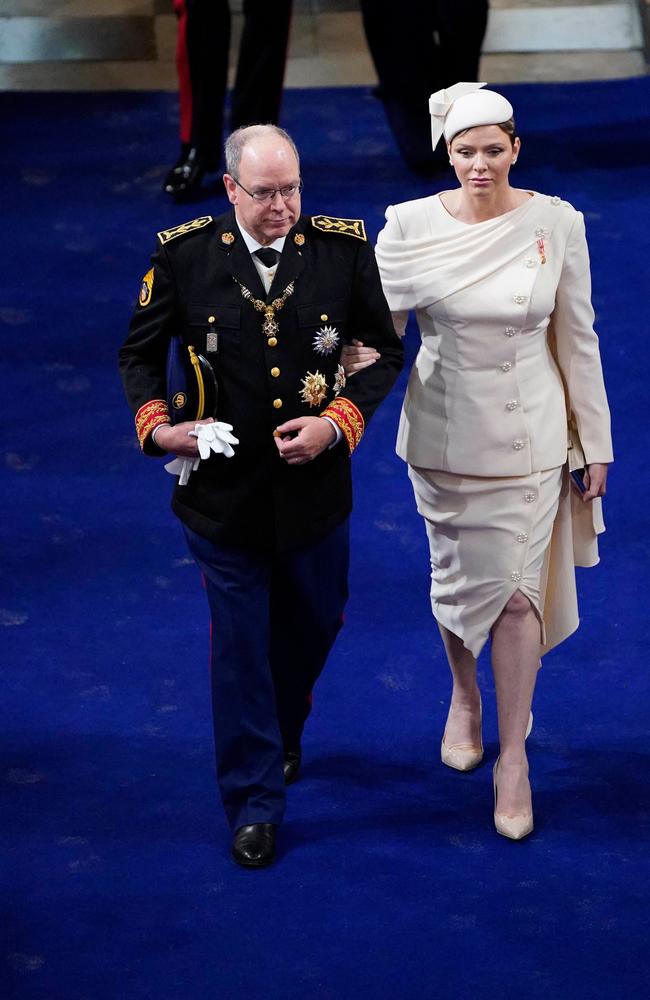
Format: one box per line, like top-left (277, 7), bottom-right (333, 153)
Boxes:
top-left (283, 749), bottom-right (301, 786)
top-left (231, 823), bottom-right (276, 868)
top-left (163, 147), bottom-right (217, 199)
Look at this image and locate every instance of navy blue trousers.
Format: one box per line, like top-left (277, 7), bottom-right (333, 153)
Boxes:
top-left (183, 520), bottom-right (349, 831)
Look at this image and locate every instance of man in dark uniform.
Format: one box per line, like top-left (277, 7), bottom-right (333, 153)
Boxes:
top-left (119, 125), bottom-right (403, 867)
top-left (165, 0), bottom-right (293, 198)
top-left (360, 0), bottom-right (489, 174)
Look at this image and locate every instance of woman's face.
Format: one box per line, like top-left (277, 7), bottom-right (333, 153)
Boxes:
top-left (448, 125), bottom-right (520, 195)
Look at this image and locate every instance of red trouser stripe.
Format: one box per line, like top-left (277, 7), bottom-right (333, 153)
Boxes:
top-left (174, 0), bottom-right (192, 146)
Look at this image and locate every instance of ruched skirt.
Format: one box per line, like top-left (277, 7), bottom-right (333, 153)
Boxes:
top-left (408, 465), bottom-right (565, 658)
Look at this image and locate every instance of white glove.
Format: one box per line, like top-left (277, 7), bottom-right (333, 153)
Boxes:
top-left (189, 421), bottom-right (239, 460)
top-left (164, 456), bottom-right (199, 486)
top-left (164, 421), bottom-right (239, 485)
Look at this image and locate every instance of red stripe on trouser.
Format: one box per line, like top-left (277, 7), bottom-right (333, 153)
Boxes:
top-left (174, 0), bottom-right (192, 146)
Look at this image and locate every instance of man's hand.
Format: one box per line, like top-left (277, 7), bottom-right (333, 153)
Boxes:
top-left (581, 462), bottom-right (608, 502)
top-left (340, 339), bottom-right (380, 376)
top-left (154, 417), bottom-right (215, 457)
top-left (274, 417), bottom-right (336, 465)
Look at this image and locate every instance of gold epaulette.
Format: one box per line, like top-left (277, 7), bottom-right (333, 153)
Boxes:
top-left (157, 216), bottom-right (214, 245)
top-left (311, 215), bottom-right (367, 242)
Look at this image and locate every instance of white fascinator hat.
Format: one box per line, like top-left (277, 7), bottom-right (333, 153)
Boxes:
top-left (429, 82), bottom-right (514, 150)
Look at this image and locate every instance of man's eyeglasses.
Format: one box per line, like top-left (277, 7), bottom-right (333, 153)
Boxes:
top-left (233, 179), bottom-right (303, 204)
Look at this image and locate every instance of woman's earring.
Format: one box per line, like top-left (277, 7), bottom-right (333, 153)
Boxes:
top-left (512, 158), bottom-right (518, 165)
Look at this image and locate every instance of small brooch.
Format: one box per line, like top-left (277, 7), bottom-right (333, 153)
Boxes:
top-left (294, 233), bottom-right (305, 247)
top-left (535, 227), bottom-right (548, 239)
top-left (300, 371), bottom-right (328, 408)
top-left (313, 324), bottom-right (339, 355)
top-left (334, 364), bottom-right (346, 396)
top-left (536, 238), bottom-right (547, 265)
top-left (221, 232), bottom-right (235, 245)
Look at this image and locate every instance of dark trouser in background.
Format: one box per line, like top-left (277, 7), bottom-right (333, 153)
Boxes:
top-left (183, 519), bottom-right (349, 831)
top-left (174, 0), bottom-right (293, 166)
top-left (360, 0), bottom-right (489, 172)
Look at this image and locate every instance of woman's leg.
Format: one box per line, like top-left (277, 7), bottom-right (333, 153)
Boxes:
top-left (490, 591), bottom-right (541, 817)
top-left (438, 623), bottom-right (481, 750)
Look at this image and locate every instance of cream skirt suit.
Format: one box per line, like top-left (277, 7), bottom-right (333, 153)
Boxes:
top-left (375, 191), bottom-right (613, 657)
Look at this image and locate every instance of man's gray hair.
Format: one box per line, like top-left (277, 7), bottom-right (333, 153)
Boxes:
top-left (224, 124), bottom-right (300, 178)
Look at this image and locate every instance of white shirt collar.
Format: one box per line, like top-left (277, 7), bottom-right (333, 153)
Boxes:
top-left (235, 218), bottom-right (286, 257)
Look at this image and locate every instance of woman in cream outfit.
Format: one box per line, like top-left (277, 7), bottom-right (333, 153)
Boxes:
top-left (346, 83), bottom-right (612, 839)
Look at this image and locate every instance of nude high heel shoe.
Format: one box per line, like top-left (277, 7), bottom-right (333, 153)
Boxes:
top-left (492, 756), bottom-right (534, 841)
top-left (441, 697), bottom-right (484, 771)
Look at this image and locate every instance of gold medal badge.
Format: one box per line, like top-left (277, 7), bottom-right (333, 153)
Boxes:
top-left (139, 268), bottom-right (154, 307)
top-left (300, 371), bottom-right (328, 408)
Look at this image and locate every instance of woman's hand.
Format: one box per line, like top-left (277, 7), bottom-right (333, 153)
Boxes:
top-left (581, 462), bottom-right (608, 502)
top-left (340, 339), bottom-right (380, 376)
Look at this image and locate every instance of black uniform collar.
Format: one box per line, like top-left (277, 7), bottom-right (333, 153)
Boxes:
top-left (216, 210), bottom-right (307, 303)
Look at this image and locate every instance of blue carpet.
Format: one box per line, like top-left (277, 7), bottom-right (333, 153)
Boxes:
top-left (1, 79), bottom-right (649, 1000)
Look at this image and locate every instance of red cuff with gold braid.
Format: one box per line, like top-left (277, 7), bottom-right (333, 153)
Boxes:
top-left (135, 399), bottom-right (170, 450)
top-left (320, 397), bottom-right (364, 454)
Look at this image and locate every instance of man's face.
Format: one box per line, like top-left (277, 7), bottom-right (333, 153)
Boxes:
top-left (223, 138), bottom-right (301, 245)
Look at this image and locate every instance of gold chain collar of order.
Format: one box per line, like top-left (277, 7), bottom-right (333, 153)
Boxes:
top-left (235, 279), bottom-right (295, 342)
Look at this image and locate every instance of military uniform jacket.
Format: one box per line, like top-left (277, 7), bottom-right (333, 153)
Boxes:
top-left (119, 210), bottom-right (404, 552)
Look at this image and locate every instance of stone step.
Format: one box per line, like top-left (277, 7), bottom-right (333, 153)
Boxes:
top-left (0, 0), bottom-right (646, 89)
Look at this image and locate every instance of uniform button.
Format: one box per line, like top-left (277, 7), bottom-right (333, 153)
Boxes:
top-left (270, 367), bottom-right (280, 378)
top-left (505, 326), bottom-right (517, 337)
top-left (513, 294), bottom-right (527, 305)
top-left (273, 398), bottom-right (283, 409)
top-left (208, 315), bottom-right (216, 323)
top-left (500, 362), bottom-right (513, 372)
top-left (320, 313), bottom-right (328, 322)
top-left (511, 571), bottom-right (522, 582)
top-left (506, 399), bottom-right (520, 412)
top-left (517, 532), bottom-right (528, 543)
top-left (513, 440), bottom-right (525, 450)
top-left (524, 491), bottom-right (537, 503)
top-left (267, 337), bottom-right (278, 347)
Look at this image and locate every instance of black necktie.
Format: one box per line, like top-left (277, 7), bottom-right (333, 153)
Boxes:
top-left (254, 247), bottom-right (281, 268)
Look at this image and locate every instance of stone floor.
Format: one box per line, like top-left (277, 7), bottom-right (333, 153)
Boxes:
top-left (0, 0), bottom-right (646, 90)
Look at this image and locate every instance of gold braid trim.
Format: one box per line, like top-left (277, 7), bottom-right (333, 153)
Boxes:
top-left (311, 215), bottom-right (367, 241)
top-left (135, 399), bottom-right (170, 450)
top-left (320, 397), bottom-right (364, 454)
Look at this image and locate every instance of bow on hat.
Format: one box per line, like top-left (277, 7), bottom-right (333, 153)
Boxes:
top-left (429, 81), bottom-right (487, 150)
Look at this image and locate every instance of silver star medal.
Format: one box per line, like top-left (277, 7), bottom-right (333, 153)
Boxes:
top-left (334, 364), bottom-right (346, 396)
top-left (313, 325), bottom-right (339, 356)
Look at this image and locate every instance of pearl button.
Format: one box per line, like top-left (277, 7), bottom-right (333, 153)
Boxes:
top-left (271, 367), bottom-right (280, 378)
top-left (513, 440), bottom-right (525, 450)
top-left (535, 227), bottom-right (547, 238)
top-left (524, 491), bottom-right (537, 503)
top-left (511, 571), bottom-right (522, 582)
top-left (500, 362), bottom-right (513, 372)
top-left (517, 532), bottom-right (528, 543)
top-left (506, 399), bottom-right (520, 412)
top-left (525, 258), bottom-right (536, 268)
top-left (513, 294), bottom-right (527, 305)
top-left (551, 195), bottom-right (561, 205)
top-left (273, 398), bottom-right (283, 409)
top-left (320, 313), bottom-right (328, 322)
top-left (505, 327), bottom-right (517, 337)
top-left (267, 337), bottom-right (278, 347)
